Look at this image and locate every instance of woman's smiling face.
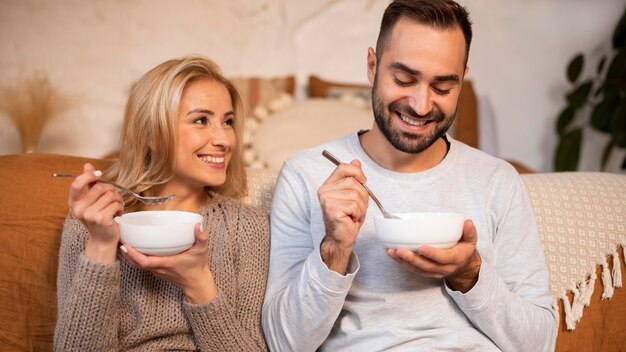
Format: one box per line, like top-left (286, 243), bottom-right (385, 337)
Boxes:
top-left (170, 78), bottom-right (237, 192)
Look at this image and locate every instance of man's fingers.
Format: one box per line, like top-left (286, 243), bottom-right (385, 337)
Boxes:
top-left (322, 161), bottom-right (367, 186)
top-left (461, 219), bottom-right (477, 244)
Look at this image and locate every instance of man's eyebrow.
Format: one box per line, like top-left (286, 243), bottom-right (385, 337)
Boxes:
top-left (433, 74), bottom-right (460, 83)
top-left (389, 62), bottom-right (420, 76)
top-left (388, 62), bottom-right (460, 83)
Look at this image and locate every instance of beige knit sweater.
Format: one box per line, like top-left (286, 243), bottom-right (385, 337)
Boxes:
top-left (54, 193), bottom-right (270, 351)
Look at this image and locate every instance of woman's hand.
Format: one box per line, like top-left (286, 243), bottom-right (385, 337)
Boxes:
top-left (68, 163), bottom-right (124, 263)
top-left (120, 223), bottom-right (218, 304)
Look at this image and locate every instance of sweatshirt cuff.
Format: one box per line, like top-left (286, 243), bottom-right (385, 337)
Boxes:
top-left (445, 255), bottom-right (496, 311)
top-left (305, 249), bottom-right (359, 295)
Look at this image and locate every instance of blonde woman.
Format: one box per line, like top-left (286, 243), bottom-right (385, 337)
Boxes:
top-left (54, 56), bottom-right (269, 351)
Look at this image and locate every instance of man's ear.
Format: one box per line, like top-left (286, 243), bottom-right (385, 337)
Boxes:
top-left (367, 47), bottom-right (377, 84)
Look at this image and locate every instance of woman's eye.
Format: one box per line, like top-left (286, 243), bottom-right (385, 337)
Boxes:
top-left (193, 116), bottom-right (208, 125)
top-left (224, 117), bottom-right (234, 126)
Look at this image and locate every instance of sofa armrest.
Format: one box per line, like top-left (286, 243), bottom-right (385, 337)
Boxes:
top-left (0, 153), bottom-right (113, 351)
top-left (521, 172), bottom-right (626, 351)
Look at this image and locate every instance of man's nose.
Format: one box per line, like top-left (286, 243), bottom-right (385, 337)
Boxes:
top-left (408, 86), bottom-right (433, 117)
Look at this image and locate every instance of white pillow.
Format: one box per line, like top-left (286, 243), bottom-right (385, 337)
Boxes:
top-left (253, 98), bottom-right (373, 171)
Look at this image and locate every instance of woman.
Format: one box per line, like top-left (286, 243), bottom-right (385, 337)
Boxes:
top-left (54, 56), bottom-right (269, 351)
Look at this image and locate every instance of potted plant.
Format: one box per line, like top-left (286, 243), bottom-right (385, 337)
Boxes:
top-left (554, 5), bottom-right (626, 172)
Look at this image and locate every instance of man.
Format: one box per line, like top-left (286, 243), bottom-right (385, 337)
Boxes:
top-left (262, 0), bottom-right (556, 350)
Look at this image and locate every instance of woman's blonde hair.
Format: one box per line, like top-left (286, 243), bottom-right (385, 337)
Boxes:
top-left (106, 55), bottom-right (247, 212)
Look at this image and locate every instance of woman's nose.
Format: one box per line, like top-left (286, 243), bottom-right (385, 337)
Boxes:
top-left (209, 125), bottom-right (230, 147)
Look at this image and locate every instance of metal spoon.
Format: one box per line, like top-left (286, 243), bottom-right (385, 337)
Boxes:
top-left (52, 173), bottom-right (175, 205)
top-left (322, 150), bottom-right (400, 219)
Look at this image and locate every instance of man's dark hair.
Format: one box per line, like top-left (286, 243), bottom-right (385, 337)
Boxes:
top-left (375, 0), bottom-right (473, 66)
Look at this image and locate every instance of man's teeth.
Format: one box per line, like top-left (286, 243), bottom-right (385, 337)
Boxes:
top-left (399, 113), bottom-right (427, 126)
top-left (199, 156), bottom-right (225, 163)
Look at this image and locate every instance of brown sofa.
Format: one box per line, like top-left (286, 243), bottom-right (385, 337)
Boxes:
top-left (1, 153), bottom-right (625, 351)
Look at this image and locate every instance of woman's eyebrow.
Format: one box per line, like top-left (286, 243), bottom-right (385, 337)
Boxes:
top-left (187, 108), bottom-right (214, 116)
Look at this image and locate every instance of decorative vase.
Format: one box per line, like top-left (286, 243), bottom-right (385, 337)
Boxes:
top-left (0, 73), bottom-right (68, 153)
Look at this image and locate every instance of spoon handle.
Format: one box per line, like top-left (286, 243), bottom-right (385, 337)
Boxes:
top-left (321, 150), bottom-right (396, 219)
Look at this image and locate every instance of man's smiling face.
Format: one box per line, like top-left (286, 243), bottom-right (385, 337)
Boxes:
top-left (369, 18), bottom-right (467, 154)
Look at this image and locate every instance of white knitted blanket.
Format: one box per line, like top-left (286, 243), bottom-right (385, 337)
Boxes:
top-left (522, 172), bottom-right (626, 330)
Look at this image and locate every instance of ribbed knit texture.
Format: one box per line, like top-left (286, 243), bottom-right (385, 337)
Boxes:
top-left (54, 192), bottom-right (270, 351)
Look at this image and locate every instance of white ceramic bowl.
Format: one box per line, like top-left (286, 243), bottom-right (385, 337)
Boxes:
top-left (115, 210), bottom-right (203, 256)
top-left (374, 212), bottom-right (465, 250)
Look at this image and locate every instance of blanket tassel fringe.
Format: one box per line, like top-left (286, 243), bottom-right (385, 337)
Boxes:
top-left (558, 244), bottom-right (625, 331)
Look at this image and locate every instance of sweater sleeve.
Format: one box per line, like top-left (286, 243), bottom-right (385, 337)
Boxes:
top-left (262, 161), bottom-right (359, 352)
top-left (184, 205), bottom-right (270, 352)
top-left (445, 175), bottom-right (557, 351)
top-left (54, 215), bottom-right (122, 352)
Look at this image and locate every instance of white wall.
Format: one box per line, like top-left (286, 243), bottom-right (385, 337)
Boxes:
top-left (0, 0), bottom-right (624, 171)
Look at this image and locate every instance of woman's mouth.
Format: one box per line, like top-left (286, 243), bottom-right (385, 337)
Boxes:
top-left (198, 155), bottom-right (225, 166)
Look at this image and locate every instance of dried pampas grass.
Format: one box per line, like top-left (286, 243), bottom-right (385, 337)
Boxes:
top-left (0, 73), bottom-right (69, 153)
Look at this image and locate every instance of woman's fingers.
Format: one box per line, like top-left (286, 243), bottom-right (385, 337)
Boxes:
top-left (72, 184), bottom-right (119, 220)
top-left (68, 163), bottom-right (98, 203)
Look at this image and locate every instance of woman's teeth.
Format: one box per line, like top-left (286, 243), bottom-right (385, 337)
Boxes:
top-left (399, 113), bottom-right (427, 126)
top-left (199, 156), bottom-right (225, 164)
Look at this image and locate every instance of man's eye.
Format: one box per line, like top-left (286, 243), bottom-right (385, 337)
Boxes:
top-left (433, 87), bottom-right (451, 95)
top-left (193, 117), bottom-right (208, 124)
top-left (394, 78), bottom-right (413, 87)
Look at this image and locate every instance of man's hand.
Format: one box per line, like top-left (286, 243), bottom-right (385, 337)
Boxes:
top-left (386, 219), bottom-right (482, 293)
top-left (318, 160), bottom-right (369, 275)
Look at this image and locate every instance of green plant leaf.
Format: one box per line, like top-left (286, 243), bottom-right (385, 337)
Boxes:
top-left (597, 56), bottom-right (607, 75)
top-left (612, 100), bottom-right (626, 148)
top-left (594, 83), bottom-right (605, 97)
top-left (590, 92), bottom-right (620, 133)
top-left (556, 107), bottom-right (576, 136)
top-left (567, 54), bottom-right (584, 83)
top-left (612, 5), bottom-right (626, 49)
top-left (554, 128), bottom-right (582, 171)
top-left (566, 80), bottom-right (593, 109)
top-left (606, 51), bottom-right (626, 81)
top-left (601, 138), bottom-right (616, 170)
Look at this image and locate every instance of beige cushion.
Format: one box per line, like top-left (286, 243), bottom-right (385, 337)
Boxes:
top-left (252, 98), bottom-right (373, 170)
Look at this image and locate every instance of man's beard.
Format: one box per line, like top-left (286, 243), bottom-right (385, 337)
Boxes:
top-left (371, 75), bottom-right (456, 154)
